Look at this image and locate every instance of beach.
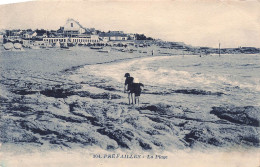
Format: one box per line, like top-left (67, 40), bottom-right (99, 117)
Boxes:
top-left (0, 46), bottom-right (259, 166)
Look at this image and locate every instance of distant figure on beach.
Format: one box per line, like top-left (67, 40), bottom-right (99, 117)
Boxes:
top-left (124, 73), bottom-right (134, 104)
top-left (152, 50), bottom-right (154, 56)
top-left (132, 78), bottom-right (144, 105)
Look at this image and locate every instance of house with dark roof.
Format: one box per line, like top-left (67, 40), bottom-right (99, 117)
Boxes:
top-left (35, 29), bottom-right (48, 39)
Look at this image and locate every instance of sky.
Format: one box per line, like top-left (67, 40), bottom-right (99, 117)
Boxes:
top-left (0, 0), bottom-right (260, 48)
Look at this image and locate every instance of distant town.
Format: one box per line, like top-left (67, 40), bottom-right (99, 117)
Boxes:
top-left (1, 18), bottom-right (259, 54)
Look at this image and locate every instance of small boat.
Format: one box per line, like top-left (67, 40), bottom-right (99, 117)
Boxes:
top-left (30, 45), bottom-right (40, 49)
top-left (46, 44), bottom-right (53, 48)
top-left (67, 42), bottom-right (74, 47)
top-left (3, 42), bottom-right (14, 50)
top-left (78, 42), bottom-right (84, 46)
top-left (98, 49), bottom-right (110, 53)
top-left (61, 46), bottom-right (69, 49)
top-left (13, 43), bottom-right (22, 49)
top-left (90, 46), bottom-right (103, 50)
top-left (40, 45), bottom-right (46, 49)
top-left (128, 49), bottom-right (134, 53)
top-left (59, 46), bottom-right (68, 49)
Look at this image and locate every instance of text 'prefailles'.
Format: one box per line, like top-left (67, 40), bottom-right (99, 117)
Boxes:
top-left (92, 154), bottom-right (168, 159)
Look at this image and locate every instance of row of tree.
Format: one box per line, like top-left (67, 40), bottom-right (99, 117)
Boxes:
top-left (135, 33), bottom-right (154, 40)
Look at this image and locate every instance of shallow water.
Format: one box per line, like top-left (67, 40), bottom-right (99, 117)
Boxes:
top-left (71, 54), bottom-right (260, 108)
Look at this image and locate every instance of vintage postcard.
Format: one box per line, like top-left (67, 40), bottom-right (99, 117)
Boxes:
top-left (0, 0), bottom-right (259, 166)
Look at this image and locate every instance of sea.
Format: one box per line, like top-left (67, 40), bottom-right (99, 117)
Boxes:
top-left (71, 54), bottom-right (260, 112)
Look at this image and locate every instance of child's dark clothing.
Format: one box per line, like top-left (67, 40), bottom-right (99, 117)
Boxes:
top-left (125, 77), bottom-right (134, 91)
top-left (132, 83), bottom-right (144, 96)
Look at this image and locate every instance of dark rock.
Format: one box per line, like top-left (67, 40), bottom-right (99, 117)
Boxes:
top-left (97, 128), bottom-right (130, 149)
top-left (145, 129), bottom-right (161, 135)
top-left (144, 105), bottom-right (157, 112)
top-left (173, 89), bottom-right (224, 96)
top-left (184, 129), bottom-right (222, 147)
top-left (140, 103), bottom-right (171, 114)
top-left (240, 135), bottom-right (259, 147)
top-left (40, 88), bottom-right (74, 98)
top-left (146, 116), bottom-right (163, 123)
top-left (138, 139), bottom-right (152, 150)
top-left (12, 89), bottom-right (38, 95)
top-left (210, 106), bottom-right (260, 127)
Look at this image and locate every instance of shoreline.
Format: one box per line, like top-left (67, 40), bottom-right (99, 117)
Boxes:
top-left (1, 46), bottom-right (259, 75)
top-left (0, 48), bottom-right (259, 155)
top-left (0, 46), bottom-right (155, 74)
top-left (61, 54), bottom-right (153, 73)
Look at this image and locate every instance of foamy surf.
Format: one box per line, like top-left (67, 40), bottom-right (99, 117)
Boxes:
top-left (70, 55), bottom-right (260, 102)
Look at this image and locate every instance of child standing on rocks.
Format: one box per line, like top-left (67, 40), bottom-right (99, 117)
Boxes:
top-left (124, 73), bottom-right (134, 104)
top-left (132, 78), bottom-right (144, 105)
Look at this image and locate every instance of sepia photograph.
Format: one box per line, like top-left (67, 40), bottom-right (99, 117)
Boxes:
top-left (0, 0), bottom-right (259, 166)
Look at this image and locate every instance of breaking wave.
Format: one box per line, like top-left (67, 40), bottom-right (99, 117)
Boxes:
top-left (71, 55), bottom-right (260, 94)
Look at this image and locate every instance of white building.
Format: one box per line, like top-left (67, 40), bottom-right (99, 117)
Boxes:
top-left (109, 35), bottom-right (128, 41)
top-left (43, 19), bottom-right (101, 44)
top-left (43, 37), bottom-right (69, 44)
top-left (63, 18), bottom-right (86, 37)
top-left (99, 33), bottom-right (128, 41)
top-left (23, 31), bottom-right (37, 39)
top-left (43, 35), bottom-right (100, 44)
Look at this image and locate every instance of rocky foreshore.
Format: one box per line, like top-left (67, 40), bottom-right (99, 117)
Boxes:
top-left (0, 47), bottom-right (259, 153)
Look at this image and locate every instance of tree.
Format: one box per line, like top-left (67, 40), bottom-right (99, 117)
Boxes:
top-left (135, 33), bottom-right (154, 40)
